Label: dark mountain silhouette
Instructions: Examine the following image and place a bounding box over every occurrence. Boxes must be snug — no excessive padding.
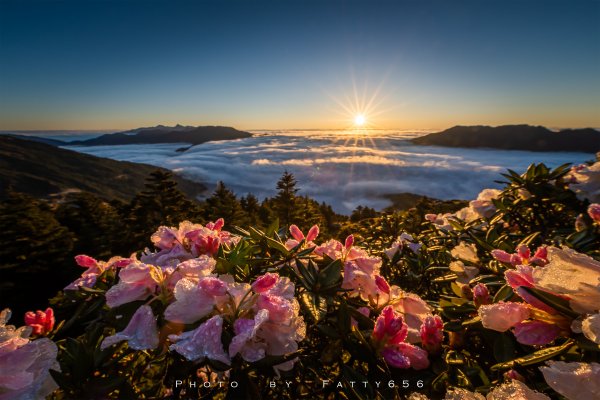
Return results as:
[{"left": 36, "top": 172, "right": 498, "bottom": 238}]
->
[
  {"left": 411, "top": 125, "right": 600, "bottom": 153},
  {"left": 1, "top": 133, "right": 67, "bottom": 146},
  {"left": 67, "top": 125, "right": 252, "bottom": 147},
  {"left": 0, "top": 135, "right": 206, "bottom": 201}
]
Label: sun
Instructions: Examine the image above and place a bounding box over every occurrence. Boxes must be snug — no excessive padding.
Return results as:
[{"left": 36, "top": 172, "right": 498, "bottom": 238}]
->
[{"left": 354, "top": 114, "right": 366, "bottom": 127}]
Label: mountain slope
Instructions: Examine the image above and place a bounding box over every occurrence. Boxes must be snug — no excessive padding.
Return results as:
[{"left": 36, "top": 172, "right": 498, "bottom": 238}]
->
[
  {"left": 68, "top": 125, "right": 252, "bottom": 146},
  {"left": 0, "top": 135, "right": 206, "bottom": 201},
  {"left": 411, "top": 125, "right": 600, "bottom": 153}
]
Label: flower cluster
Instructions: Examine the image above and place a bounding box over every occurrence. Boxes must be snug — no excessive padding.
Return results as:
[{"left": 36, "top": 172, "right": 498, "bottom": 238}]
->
[{"left": 0, "top": 309, "right": 59, "bottom": 400}]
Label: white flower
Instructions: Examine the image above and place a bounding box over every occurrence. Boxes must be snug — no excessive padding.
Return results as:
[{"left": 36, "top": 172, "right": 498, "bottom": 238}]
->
[
  {"left": 569, "top": 161, "right": 600, "bottom": 202},
  {"left": 582, "top": 313, "right": 600, "bottom": 344},
  {"left": 532, "top": 247, "right": 600, "bottom": 314},
  {"left": 540, "top": 361, "right": 600, "bottom": 400}
]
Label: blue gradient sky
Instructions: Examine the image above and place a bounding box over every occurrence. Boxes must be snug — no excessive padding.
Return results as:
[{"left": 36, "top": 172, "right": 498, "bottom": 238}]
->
[{"left": 0, "top": 0, "right": 598, "bottom": 130}]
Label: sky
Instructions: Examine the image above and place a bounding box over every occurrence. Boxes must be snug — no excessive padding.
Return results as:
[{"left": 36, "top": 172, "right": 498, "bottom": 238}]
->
[{"left": 0, "top": 0, "right": 599, "bottom": 130}]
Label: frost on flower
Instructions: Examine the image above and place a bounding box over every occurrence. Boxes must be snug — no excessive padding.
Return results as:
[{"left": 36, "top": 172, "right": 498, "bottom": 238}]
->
[
  {"left": 105, "top": 261, "right": 161, "bottom": 308},
  {"left": 229, "top": 309, "right": 269, "bottom": 362},
  {"left": 568, "top": 161, "right": 600, "bottom": 202},
  {"left": 581, "top": 313, "right": 600, "bottom": 344},
  {"left": 141, "top": 219, "right": 237, "bottom": 267},
  {"left": 478, "top": 302, "right": 530, "bottom": 332},
  {"left": 0, "top": 309, "right": 59, "bottom": 400},
  {"left": 169, "top": 315, "right": 230, "bottom": 365},
  {"left": 532, "top": 247, "right": 600, "bottom": 314},
  {"left": 101, "top": 305, "right": 159, "bottom": 351},
  {"left": 540, "top": 361, "right": 600, "bottom": 400},
  {"left": 164, "top": 277, "right": 228, "bottom": 324},
  {"left": 388, "top": 287, "right": 434, "bottom": 344}
]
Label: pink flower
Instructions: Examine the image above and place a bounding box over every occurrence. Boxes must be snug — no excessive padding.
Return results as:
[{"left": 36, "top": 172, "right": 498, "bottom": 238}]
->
[
  {"left": 198, "top": 277, "right": 228, "bottom": 296},
  {"left": 375, "top": 275, "right": 391, "bottom": 294},
  {"left": 105, "top": 262, "right": 160, "bottom": 308},
  {"left": 23, "top": 308, "right": 54, "bottom": 336},
  {"left": 169, "top": 315, "right": 230, "bottom": 365},
  {"left": 285, "top": 224, "right": 319, "bottom": 250},
  {"left": 513, "top": 320, "right": 560, "bottom": 346},
  {"left": 504, "top": 369, "right": 525, "bottom": 382},
  {"left": 478, "top": 302, "right": 530, "bottom": 332},
  {"left": 74, "top": 254, "right": 98, "bottom": 269},
  {"left": 420, "top": 315, "right": 444, "bottom": 353},
  {"left": 389, "top": 287, "right": 434, "bottom": 343},
  {"left": 492, "top": 245, "right": 548, "bottom": 267},
  {"left": 229, "top": 309, "right": 269, "bottom": 362},
  {"left": 342, "top": 256, "right": 383, "bottom": 301},
  {"left": 381, "top": 347, "right": 410, "bottom": 368},
  {"left": 186, "top": 219, "right": 236, "bottom": 257},
  {"left": 472, "top": 283, "right": 491, "bottom": 307},
  {"left": 588, "top": 203, "right": 600, "bottom": 223},
  {"left": 540, "top": 361, "right": 600, "bottom": 400},
  {"left": 314, "top": 239, "right": 344, "bottom": 260},
  {"left": 384, "top": 233, "right": 422, "bottom": 260},
  {"left": 256, "top": 294, "right": 294, "bottom": 324},
  {"left": 373, "top": 306, "right": 408, "bottom": 345},
  {"left": 164, "top": 277, "right": 229, "bottom": 324},
  {"left": 101, "top": 305, "right": 159, "bottom": 351},
  {"left": 381, "top": 344, "right": 430, "bottom": 370},
  {"left": 0, "top": 309, "right": 59, "bottom": 400},
  {"left": 252, "top": 273, "right": 279, "bottom": 293}
]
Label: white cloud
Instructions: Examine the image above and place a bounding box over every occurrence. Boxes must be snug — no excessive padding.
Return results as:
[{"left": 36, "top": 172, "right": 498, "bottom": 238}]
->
[{"left": 65, "top": 131, "right": 590, "bottom": 214}]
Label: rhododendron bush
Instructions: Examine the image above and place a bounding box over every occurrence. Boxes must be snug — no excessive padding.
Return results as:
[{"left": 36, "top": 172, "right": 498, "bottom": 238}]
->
[{"left": 2, "top": 161, "right": 600, "bottom": 399}]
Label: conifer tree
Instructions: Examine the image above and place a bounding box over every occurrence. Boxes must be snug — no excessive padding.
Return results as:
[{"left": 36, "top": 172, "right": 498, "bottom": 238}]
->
[
  {"left": 240, "top": 193, "right": 261, "bottom": 225},
  {"left": 125, "top": 170, "right": 200, "bottom": 251},
  {"left": 273, "top": 171, "right": 301, "bottom": 227},
  {"left": 0, "top": 189, "right": 74, "bottom": 314},
  {"left": 55, "top": 192, "right": 122, "bottom": 259},
  {"left": 203, "top": 181, "right": 247, "bottom": 227}
]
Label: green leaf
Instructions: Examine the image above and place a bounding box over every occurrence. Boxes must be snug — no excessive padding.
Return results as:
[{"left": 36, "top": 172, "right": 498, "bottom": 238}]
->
[
  {"left": 493, "top": 333, "right": 517, "bottom": 362},
  {"left": 491, "top": 340, "right": 574, "bottom": 370},
  {"left": 519, "top": 286, "right": 579, "bottom": 319},
  {"left": 317, "top": 259, "right": 342, "bottom": 289},
  {"left": 299, "top": 292, "right": 327, "bottom": 322},
  {"left": 493, "top": 284, "right": 515, "bottom": 303}
]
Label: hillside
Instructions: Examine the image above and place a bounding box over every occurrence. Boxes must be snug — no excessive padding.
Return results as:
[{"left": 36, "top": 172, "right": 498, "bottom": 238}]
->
[
  {"left": 411, "top": 125, "right": 600, "bottom": 153},
  {"left": 0, "top": 135, "right": 206, "bottom": 201},
  {"left": 67, "top": 124, "right": 252, "bottom": 147}
]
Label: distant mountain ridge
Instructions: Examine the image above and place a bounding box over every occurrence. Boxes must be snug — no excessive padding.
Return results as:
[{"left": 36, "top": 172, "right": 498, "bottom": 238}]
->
[
  {"left": 67, "top": 125, "right": 252, "bottom": 147},
  {"left": 0, "top": 135, "right": 206, "bottom": 201},
  {"left": 411, "top": 125, "right": 600, "bottom": 153}
]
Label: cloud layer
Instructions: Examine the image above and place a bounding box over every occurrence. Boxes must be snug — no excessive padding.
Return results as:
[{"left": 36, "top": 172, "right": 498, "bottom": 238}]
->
[{"left": 66, "top": 131, "right": 591, "bottom": 213}]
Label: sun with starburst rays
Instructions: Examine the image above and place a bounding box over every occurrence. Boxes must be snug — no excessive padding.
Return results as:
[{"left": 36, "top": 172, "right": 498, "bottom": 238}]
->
[{"left": 324, "top": 77, "right": 394, "bottom": 132}]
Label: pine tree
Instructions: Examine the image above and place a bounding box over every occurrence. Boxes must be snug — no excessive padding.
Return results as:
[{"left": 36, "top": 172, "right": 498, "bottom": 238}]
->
[
  {"left": 273, "top": 171, "right": 301, "bottom": 227},
  {"left": 55, "top": 192, "right": 122, "bottom": 259},
  {"left": 240, "top": 193, "right": 261, "bottom": 225},
  {"left": 0, "top": 189, "right": 74, "bottom": 314},
  {"left": 125, "top": 170, "right": 200, "bottom": 251},
  {"left": 203, "top": 181, "right": 247, "bottom": 227}
]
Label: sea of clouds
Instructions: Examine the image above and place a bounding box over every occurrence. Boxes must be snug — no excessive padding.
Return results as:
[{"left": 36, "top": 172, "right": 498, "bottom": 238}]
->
[{"left": 65, "top": 130, "right": 592, "bottom": 214}]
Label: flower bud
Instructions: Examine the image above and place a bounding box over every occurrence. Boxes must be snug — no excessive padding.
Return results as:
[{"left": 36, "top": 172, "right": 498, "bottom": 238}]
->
[
  {"left": 504, "top": 369, "right": 525, "bottom": 382},
  {"left": 24, "top": 307, "right": 55, "bottom": 336},
  {"left": 588, "top": 204, "right": 600, "bottom": 224},
  {"left": 419, "top": 315, "right": 444, "bottom": 353},
  {"left": 375, "top": 275, "right": 391, "bottom": 294},
  {"left": 251, "top": 273, "right": 279, "bottom": 293},
  {"left": 472, "top": 283, "right": 491, "bottom": 307}
]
